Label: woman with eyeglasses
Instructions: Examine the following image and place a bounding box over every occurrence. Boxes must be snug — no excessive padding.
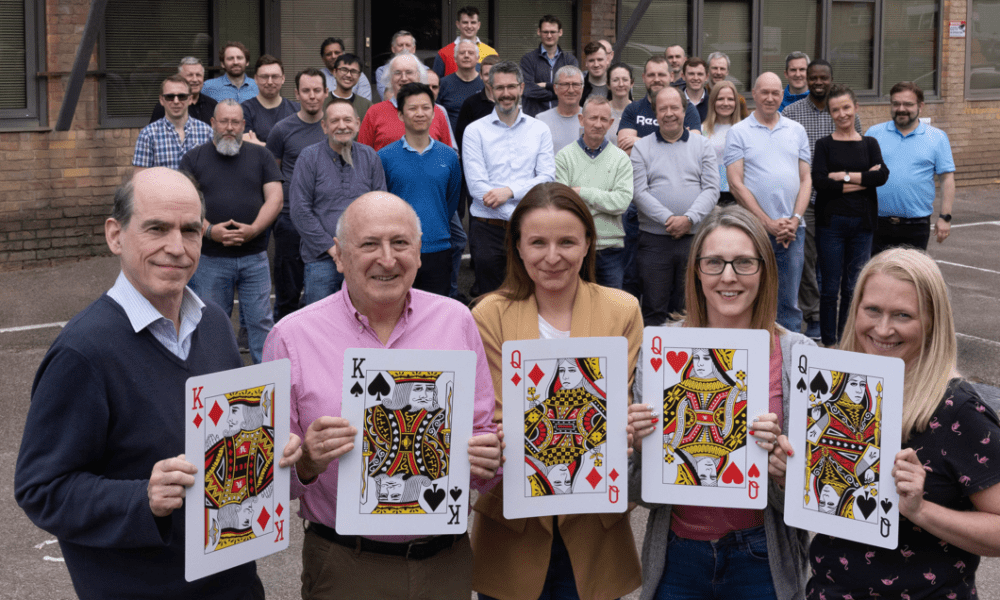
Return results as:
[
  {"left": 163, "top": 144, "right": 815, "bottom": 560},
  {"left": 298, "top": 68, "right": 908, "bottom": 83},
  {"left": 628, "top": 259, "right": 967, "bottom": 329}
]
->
[{"left": 630, "top": 204, "right": 813, "bottom": 600}]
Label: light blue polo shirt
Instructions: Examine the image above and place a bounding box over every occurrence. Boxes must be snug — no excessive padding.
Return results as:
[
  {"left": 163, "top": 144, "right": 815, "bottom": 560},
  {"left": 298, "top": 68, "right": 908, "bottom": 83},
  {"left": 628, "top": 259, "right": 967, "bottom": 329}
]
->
[
  {"left": 865, "top": 120, "right": 955, "bottom": 218},
  {"left": 723, "top": 112, "right": 810, "bottom": 224}
]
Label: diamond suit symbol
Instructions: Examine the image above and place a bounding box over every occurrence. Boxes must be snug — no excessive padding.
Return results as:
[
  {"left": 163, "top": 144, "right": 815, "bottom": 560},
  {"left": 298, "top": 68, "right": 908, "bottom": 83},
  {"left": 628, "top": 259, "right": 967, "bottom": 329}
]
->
[
  {"left": 257, "top": 506, "right": 271, "bottom": 530},
  {"left": 208, "top": 401, "right": 224, "bottom": 426},
  {"left": 609, "top": 469, "right": 619, "bottom": 481},
  {"left": 511, "top": 373, "right": 521, "bottom": 386},
  {"left": 528, "top": 364, "right": 545, "bottom": 386},
  {"left": 193, "top": 414, "right": 203, "bottom": 428},
  {"left": 586, "top": 467, "right": 603, "bottom": 489},
  {"left": 276, "top": 503, "right": 284, "bottom": 517}
]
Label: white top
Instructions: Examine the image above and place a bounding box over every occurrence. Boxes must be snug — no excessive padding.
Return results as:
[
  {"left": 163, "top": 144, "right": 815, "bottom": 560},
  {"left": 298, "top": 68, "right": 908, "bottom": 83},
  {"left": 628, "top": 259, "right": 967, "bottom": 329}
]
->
[{"left": 538, "top": 315, "right": 570, "bottom": 339}]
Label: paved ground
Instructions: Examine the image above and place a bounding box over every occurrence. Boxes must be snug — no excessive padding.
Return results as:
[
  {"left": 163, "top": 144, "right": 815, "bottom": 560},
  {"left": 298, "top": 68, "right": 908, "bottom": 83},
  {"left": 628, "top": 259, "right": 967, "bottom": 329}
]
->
[{"left": 1, "top": 186, "right": 998, "bottom": 599}]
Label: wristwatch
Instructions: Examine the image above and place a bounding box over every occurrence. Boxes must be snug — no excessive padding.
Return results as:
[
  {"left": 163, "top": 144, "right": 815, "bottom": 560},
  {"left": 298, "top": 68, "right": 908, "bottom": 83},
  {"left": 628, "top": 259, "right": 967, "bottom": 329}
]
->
[
  {"left": 843, "top": 174, "right": 851, "bottom": 183},
  {"left": 204, "top": 223, "right": 213, "bottom": 240},
  {"left": 939, "top": 213, "right": 953, "bottom": 222},
  {"left": 793, "top": 213, "right": 805, "bottom": 227}
]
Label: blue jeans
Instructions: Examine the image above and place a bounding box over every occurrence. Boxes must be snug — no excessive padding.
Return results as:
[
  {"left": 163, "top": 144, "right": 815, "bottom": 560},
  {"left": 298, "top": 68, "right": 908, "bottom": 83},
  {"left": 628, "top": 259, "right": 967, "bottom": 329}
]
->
[
  {"left": 189, "top": 251, "right": 274, "bottom": 364},
  {"left": 595, "top": 247, "right": 625, "bottom": 289},
  {"left": 302, "top": 256, "right": 344, "bottom": 307},
  {"left": 770, "top": 231, "right": 805, "bottom": 333},
  {"left": 450, "top": 211, "right": 468, "bottom": 300},
  {"left": 816, "top": 215, "right": 873, "bottom": 346},
  {"left": 621, "top": 203, "right": 641, "bottom": 298},
  {"left": 654, "top": 527, "right": 777, "bottom": 600}
]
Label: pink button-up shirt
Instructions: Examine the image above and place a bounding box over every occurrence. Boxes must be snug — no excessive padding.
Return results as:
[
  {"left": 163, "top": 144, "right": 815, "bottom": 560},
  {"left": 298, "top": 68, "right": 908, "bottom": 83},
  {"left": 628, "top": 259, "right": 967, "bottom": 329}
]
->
[{"left": 263, "top": 284, "right": 498, "bottom": 542}]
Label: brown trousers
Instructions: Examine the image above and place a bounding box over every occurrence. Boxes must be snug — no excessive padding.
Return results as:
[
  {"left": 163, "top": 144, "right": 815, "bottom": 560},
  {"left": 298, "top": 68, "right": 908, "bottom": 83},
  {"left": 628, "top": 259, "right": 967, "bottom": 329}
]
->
[{"left": 300, "top": 528, "right": 473, "bottom": 600}]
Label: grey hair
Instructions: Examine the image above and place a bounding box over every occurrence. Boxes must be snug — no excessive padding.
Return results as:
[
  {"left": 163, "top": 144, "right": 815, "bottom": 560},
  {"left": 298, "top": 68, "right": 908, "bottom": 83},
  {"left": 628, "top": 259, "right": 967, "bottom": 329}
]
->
[
  {"left": 554, "top": 65, "right": 583, "bottom": 84},
  {"left": 785, "top": 51, "right": 811, "bottom": 70},
  {"left": 454, "top": 38, "right": 478, "bottom": 62},
  {"left": 334, "top": 195, "right": 423, "bottom": 241},
  {"left": 487, "top": 60, "right": 524, "bottom": 87},
  {"left": 178, "top": 56, "right": 203, "bottom": 70},
  {"left": 582, "top": 95, "right": 611, "bottom": 111},
  {"left": 391, "top": 30, "right": 415, "bottom": 49},
  {"left": 112, "top": 171, "right": 205, "bottom": 228},
  {"left": 214, "top": 98, "right": 243, "bottom": 117},
  {"left": 380, "top": 53, "right": 428, "bottom": 95},
  {"left": 707, "top": 52, "right": 730, "bottom": 69}
]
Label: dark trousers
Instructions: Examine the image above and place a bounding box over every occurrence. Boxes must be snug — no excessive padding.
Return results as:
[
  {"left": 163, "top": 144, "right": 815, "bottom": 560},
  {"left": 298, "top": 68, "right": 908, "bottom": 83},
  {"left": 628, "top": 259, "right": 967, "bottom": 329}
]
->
[
  {"left": 817, "top": 215, "right": 873, "bottom": 346},
  {"left": 637, "top": 231, "right": 693, "bottom": 325},
  {"left": 469, "top": 217, "right": 507, "bottom": 298},
  {"left": 595, "top": 247, "right": 625, "bottom": 289},
  {"left": 622, "top": 203, "right": 641, "bottom": 298},
  {"left": 272, "top": 212, "right": 304, "bottom": 322},
  {"left": 872, "top": 216, "right": 930, "bottom": 257},
  {"left": 415, "top": 249, "right": 454, "bottom": 297}
]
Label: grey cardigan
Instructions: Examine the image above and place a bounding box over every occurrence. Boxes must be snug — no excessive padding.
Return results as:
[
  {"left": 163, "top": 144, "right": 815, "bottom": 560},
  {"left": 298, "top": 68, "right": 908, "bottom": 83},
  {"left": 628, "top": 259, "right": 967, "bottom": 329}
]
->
[{"left": 628, "top": 326, "right": 815, "bottom": 600}]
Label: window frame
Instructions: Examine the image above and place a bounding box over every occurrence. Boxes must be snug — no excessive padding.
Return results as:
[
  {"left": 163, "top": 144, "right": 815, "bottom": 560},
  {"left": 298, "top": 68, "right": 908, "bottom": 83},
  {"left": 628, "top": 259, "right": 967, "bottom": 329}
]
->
[
  {"left": 0, "top": 0, "right": 47, "bottom": 129},
  {"left": 966, "top": 0, "right": 1000, "bottom": 100},
  {"left": 615, "top": 0, "right": 943, "bottom": 103}
]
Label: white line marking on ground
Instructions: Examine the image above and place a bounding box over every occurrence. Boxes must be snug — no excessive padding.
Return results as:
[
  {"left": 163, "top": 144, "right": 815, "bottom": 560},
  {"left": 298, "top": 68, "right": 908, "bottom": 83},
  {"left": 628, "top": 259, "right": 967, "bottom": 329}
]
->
[
  {"left": 936, "top": 261, "right": 1000, "bottom": 276},
  {"left": 957, "top": 332, "right": 1000, "bottom": 347},
  {"left": 0, "top": 322, "right": 67, "bottom": 333},
  {"left": 950, "top": 221, "right": 1000, "bottom": 228}
]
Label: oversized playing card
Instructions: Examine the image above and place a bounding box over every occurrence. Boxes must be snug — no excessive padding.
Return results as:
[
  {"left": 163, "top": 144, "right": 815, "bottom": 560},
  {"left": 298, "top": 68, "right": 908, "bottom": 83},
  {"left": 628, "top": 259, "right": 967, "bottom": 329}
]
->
[
  {"left": 502, "top": 337, "right": 629, "bottom": 519},
  {"left": 184, "top": 359, "right": 291, "bottom": 582},
  {"left": 336, "top": 348, "right": 476, "bottom": 536},
  {"left": 784, "top": 345, "right": 904, "bottom": 549},
  {"left": 641, "top": 327, "right": 769, "bottom": 509}
]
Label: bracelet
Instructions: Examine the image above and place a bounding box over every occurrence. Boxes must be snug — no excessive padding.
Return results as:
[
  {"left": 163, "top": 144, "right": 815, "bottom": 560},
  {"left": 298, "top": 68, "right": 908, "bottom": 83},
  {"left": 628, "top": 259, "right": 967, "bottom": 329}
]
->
[{"left": 204, "top": 223, "right": 213, "bottom": 240}]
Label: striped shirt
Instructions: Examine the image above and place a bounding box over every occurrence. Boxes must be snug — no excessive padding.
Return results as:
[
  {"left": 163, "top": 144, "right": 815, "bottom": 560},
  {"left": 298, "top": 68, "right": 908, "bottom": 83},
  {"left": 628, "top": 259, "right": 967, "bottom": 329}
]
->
[
  {"left": 106, "top": 272, "right": 205, "bottom": 360},
  {"left": 132, "top": 117, "right": 213, "bottom": 170}
]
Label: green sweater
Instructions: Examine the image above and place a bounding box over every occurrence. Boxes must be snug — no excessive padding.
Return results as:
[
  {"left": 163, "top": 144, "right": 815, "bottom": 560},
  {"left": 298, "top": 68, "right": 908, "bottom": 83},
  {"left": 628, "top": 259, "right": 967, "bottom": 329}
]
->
[{"left": 555, "top": 141, "right": 634, "bottom": 250}]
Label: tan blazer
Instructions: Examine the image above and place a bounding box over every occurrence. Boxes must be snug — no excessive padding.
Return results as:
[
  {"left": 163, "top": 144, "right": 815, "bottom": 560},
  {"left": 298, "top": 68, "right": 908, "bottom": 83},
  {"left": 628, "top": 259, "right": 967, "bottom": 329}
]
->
[{"left": 470, "top": 281, "right": 643, "bottom": 600}]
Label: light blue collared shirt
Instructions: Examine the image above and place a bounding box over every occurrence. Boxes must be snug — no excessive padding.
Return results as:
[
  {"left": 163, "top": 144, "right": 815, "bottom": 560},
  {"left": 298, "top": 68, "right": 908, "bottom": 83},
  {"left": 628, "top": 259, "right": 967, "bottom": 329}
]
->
[
  {"left": 462, "top": 108, "right": 555, "bottom": 220},
  {"left": 865, "top": 120, "right": 955, "bottom": 218},
  {"left": 106, "top": 272, "right": 206, "bottom": 360},
  {"left": 401, "top": 135, "right": 436, "bottom": 155},
  {"left": 200, "top": 74, "right": 260, "bottom": 104}
]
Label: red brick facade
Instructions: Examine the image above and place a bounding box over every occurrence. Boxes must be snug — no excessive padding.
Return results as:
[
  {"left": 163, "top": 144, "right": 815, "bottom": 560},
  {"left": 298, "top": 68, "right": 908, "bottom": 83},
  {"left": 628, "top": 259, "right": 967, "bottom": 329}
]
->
[{"left": 0, "top": 0, "right": 996, "bottom": 270}]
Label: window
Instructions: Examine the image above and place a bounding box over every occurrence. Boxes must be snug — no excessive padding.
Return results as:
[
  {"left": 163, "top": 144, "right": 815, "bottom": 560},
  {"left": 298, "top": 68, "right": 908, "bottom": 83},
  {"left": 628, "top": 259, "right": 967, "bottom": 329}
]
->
[
  {"left": 497, "top": 0, "right": 576, "bottom": 69},
  {"left": 617, "top": 0, "right": 941, "bottom": 100},
  {"left": 100, "top": 0, "right": 266, "bottom": 128},
  {"left": 280, "top": 0, "right": 355, "bottom": 98},
  {"left": 0, "top": 0, "right": 44, "bottom": 127},
  {"left": 968, "top": 0, "right": 1000, "bottom": 97}
]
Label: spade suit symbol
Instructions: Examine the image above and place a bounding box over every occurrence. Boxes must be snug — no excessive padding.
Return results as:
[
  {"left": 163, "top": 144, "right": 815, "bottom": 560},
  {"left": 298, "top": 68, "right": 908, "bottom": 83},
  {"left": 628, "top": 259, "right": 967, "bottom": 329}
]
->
[
  {"left": 810, "top": 372, "right": 829, "bottom": 397},
  {"left": 424, "top": 484, "right": 446, "bottom": 511},
  {"left": 857, "top": 494, "right": 877, "bottom": 519},
  {"left": 350, "top": 381, "right": 364, "bottom": 397},
  {"left": 450, "top": 487, "right": 463, "bottom": 501},
  {"left": 796, "top": 378, "right": 807, "bottom": 392},
  {"left": 368, "top": 372, "right": 391, "bottom": 401}
]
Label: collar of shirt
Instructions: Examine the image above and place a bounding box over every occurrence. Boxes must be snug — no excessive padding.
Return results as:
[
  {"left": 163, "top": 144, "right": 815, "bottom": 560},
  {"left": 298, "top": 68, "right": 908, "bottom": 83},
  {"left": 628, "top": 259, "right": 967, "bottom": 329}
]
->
[
  {"left": 322, "top": 141, "right": 353, "bottom": 166},
  {"left": 889, "top": 120, "right": 927, "bottom": 138},
  {"left": 655, "top": 128, "right": 690, "bottom": 143},
  {"left": 401, "top": 136, "right": 436, "bottom": 155},
  {"left": 454, "top": 36, "right": 482, "bottom": 45},
  {"left": 748, "top": 111, "right": 788, "bottom": 131},
  {"left": 489, "top": 108, "right": 526, "bottom": 128},
  {"left": 106, "top": 271, "right": 205, "bottom": 359},
  {"left": 577, "top": 136, "right": 608, "bottom": 158},
  {"left": 338, "top": 281, "right": 415, "bottom": 343},
  {"left": 539, "top": 44, "right": 562, "bottom": 64}
]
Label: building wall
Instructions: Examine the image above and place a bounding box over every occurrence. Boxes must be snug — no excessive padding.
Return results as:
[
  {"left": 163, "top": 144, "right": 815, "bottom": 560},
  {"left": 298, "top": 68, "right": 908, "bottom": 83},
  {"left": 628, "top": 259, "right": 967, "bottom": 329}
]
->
[{"left": 0, "top": 0, "right": 997, "bottom": 271}]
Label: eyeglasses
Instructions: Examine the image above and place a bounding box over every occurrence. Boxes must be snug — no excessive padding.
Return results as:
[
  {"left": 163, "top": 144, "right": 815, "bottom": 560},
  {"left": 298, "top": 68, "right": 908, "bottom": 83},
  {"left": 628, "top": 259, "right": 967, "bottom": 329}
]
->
[
  {"left": 492, "top": 84, "right": 520, "bottom": 93},
  {"left": 556, "top": 82, "right": 583, "bottom": 90},
  {"left": 256, "top": 74, "right": 284, "bottom": 82},
  {"left": 337, "top": 67, "right": 362, "bottom": 77},
  {"left": 696, "top": 256, "right": 762, "bottom": 276},
  {"left": 161, "top": 93, "right": 190, "bottom": 102}
]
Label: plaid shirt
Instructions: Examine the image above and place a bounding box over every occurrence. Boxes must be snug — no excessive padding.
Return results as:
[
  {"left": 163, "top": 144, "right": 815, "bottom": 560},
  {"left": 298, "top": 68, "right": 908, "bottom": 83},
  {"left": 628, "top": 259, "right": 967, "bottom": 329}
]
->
[
  {"left": 132, "top": 117, "right": 213, "bottom": 170},
  {"left": 781, "top": 97, "right": 862, "bottom": 202}
]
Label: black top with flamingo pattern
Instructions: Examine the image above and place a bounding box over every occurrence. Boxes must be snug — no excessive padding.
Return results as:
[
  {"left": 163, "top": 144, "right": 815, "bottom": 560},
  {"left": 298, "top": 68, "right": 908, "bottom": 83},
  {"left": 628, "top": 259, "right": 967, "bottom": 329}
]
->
[{"left": 807, "top": 379, "right": 1000, "bottom": 600}]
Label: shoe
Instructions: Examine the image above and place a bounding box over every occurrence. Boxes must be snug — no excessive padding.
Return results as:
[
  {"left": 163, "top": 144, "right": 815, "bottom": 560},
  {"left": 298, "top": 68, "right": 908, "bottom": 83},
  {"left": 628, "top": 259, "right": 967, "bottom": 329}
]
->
[
  {"left": 237, "top": 326, "right": 249, "bottom": 351},
  {"left": 804, "top": 320, "right": 821, "bottom": 342}
]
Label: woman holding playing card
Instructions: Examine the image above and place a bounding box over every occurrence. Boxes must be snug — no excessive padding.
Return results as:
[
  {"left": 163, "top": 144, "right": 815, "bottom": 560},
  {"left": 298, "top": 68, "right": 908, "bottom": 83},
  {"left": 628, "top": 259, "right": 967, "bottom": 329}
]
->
[
  {"left": 787, "top": 248, "right": 1000, "bottom": 600},
  {"left": 630, "top": 204, "right": 815, "bottom": 600},
  {"left": 470, "top": 182, "right": 643, "bottom": 600}
]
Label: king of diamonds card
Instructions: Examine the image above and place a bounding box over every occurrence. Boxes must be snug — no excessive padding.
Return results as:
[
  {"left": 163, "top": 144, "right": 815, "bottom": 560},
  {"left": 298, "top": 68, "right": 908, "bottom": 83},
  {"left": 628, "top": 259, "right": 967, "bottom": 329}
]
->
[{"left": 185, "top": 359, "right": 291, "bottom": 582}]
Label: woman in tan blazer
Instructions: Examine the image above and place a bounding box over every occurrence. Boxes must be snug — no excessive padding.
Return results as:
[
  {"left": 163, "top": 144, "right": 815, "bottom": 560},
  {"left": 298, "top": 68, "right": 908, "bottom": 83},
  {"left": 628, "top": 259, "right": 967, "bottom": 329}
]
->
[{"left": 470, "top": 182, "right": 643, "bottom": 600}]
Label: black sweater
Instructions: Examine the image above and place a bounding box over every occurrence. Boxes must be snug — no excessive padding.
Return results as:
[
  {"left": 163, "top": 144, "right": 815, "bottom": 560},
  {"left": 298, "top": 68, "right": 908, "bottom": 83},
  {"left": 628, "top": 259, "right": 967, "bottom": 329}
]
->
[{"left": 812, "top": 135, "right": 890, "bottom": 230}]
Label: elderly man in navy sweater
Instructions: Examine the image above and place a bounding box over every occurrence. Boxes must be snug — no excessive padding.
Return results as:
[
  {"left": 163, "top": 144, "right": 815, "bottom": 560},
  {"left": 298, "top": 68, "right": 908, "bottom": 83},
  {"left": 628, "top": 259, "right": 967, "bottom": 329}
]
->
[{"left": 14, "top": 168, "right": 302, "bottom": 600}]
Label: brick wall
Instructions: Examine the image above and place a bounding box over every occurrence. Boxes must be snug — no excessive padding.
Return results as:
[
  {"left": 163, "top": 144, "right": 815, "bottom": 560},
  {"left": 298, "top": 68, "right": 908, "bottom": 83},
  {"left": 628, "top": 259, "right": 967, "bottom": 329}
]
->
[
  {"left": 581, "top": 0, "right": 617, "bottom": 47},
  {"left": 0, "top": 0, "right": 137, "bottom": 271}
]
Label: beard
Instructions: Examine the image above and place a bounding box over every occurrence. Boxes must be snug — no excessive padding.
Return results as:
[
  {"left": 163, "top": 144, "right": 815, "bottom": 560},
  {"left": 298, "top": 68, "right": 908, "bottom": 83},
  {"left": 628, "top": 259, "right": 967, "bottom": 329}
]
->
[
  {"left": 892, "top": 110, "right": 918, "bottom": 129},
  {"left": 214, "top": 133, "right": 242, "bottom": 156},
  {"left": 331, "top": 137, "right": 353, "bottom": 166},
  {"left": 496, "top": 97, "right": 518, "bottom": 116}
]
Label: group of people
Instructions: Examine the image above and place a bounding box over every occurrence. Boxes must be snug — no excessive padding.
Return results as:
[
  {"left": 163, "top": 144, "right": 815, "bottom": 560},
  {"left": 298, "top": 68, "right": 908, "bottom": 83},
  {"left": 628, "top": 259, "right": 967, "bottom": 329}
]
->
[{"left": 13, "top": 12, "right": 986, "bottom": 600}]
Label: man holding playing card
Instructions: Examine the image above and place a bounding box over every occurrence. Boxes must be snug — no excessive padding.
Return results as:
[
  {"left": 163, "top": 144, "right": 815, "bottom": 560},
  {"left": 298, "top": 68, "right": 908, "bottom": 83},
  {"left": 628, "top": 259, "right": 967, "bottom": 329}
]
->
[
  {"left": 14, "top": 168, "right": 302, "bottom": 599},
  {"left": 262, "top": 191, "right": 502, "bottom": 600}
]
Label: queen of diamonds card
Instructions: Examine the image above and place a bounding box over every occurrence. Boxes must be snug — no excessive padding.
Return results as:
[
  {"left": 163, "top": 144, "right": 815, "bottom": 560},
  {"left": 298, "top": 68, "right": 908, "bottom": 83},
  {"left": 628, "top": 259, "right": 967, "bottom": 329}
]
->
[{"left": 641, "top": 328, "right": 769, "bottom": 509}]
